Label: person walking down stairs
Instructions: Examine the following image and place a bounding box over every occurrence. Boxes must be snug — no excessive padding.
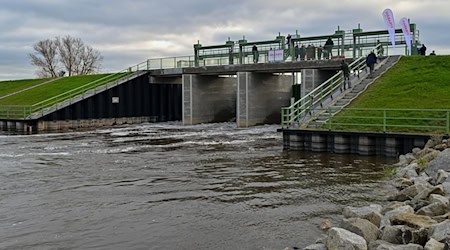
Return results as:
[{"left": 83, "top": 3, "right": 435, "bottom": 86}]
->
[
  {"left": 340, "top": 60, "right": 350, "bottom": 89},
  {"left": 366, "top": 51, "right": 377, "bottom": 78}
]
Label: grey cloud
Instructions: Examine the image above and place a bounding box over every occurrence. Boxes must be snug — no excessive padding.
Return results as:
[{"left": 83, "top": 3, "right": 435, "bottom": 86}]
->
[{"left": 0, "top": 0, "right": 449, "bottom": 80}]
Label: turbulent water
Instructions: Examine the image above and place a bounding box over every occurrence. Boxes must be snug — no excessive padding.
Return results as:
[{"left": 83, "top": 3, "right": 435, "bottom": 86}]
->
[{"left": 0, "top": 122, "right": 396, "bottom": 249}]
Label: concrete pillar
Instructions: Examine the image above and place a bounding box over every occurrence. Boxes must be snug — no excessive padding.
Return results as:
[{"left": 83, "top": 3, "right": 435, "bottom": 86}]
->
[
  {"left": 334, "top": 135, "right": 350, "bottom": 154},
  {"left": 301, "top": 69, "right": 336, "bottom": 98},
  {"left": 236, "top": 72, "right": 292, "bottom": 127},
  {"left": 311, "top": 134, "right": 327, "bottom": 152},
  {"left": 15, "top": 122, "right": 25, "bottom": 132},
  {"left": 182, "top": 74, "right": 236, "bottom": 125},
  {"left": 358, "top": 136, "right": 376, "bottom": 156},
  {"left": 385, "top": 137, "right": 399, "bottom": 158},
  {"left": 288, "top": 134, "right": 304, "bottom": 150},
  {"left": 0, "top": 120, "right": 5, "bottom": 130},
  {"left": 6, "top": 121, "right": 16, "bottom": 131}
]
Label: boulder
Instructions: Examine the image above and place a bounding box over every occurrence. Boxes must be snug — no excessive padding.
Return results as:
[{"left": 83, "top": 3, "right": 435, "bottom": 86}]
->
[
  {"left": 396, "top": 163, "right": 419, "bottom": 179},
  {"left": 408, "top": 227, "right": 429, "bottom": 246},
  {"left": 380, "top": 225, "right": 403, "bottom": 244},
  {"left": 429, "top": 194, "right": 450, "bottom": 207},
  {"left": 326, "top": 227, "right": 367, "bottom": 250},
  {"left": 426, "top": 149, "right": 450, "bottom": 177},
  {"left": 424, "top": 238, "right": 445, "bottom": 250},
  {"left": 412, "top": 173, "right": 433, "bottom": 186},
  {"left": 423, "top": 150, "right": 440, "bottom": 163},
  {"left": 391, "top": 213, "right": 437, "bottom": 229},
  {"left": 343, "top": 205, "right": 383, "bottom": 227},
  {"left": 376, "top": 243, "right": 423, "bottom": 250},
  {"left": 304, "top": 243, "right": 327, "bottom": 250},
  {"left": 341, "top": 218, "right": 380, "bottom": 243},
  {"left": 425, "top": 139, "right": 438, "bottom": 149},
  {"left": 388, "top": 184, "right": 432, "bottom": 202},
  {"left": 416, "top": 148, "right": 437, "bottom": 158},
  {"left": 381, "top": 206, "right": 415, "bottom": 228},
  {"left": 395, "top": 154, "right": 415, "bottom": 168},
  {"left": 434, "top": 143, "right": 448, "bottom": 151},
  {"left": 411, "top": 185, "right": 446, "bottom": 204},
  {"left": 412, "top": 148, "right": 421, "bottom": 155},
  {"left": 417, "top": 202, "right": 447, "bottom": 217},
  {"left": 435, "top": 170, "right": 449, "bottom": 185},
  {"left": 406, "top": 198, "right": 429, "bottom": 212},
  {"left": 432, "top": 212, "right": 450, "bottom": 223},
  {"left": 429, "top": 220, "right": 450, "bottom": 242}
]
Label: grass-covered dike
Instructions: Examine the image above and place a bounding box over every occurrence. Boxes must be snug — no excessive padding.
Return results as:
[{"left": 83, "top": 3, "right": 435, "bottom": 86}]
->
[{"left": 329, "top": 55, "right": 450, "bottom": 134}]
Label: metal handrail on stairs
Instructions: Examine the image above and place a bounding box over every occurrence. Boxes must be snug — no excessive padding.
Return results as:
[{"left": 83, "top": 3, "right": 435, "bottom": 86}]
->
[{"left": 280, "top": 44, "right": 383, "bottom": 129}]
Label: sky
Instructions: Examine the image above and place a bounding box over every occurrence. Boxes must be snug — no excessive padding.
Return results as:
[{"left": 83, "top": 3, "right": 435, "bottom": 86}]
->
[{"left": 0, "top": 0, "right": 449, "bottom": 80}]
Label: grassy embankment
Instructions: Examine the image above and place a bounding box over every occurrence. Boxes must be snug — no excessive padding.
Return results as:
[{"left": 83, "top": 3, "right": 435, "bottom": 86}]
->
[
  {"left": 0, "top": 78, "right": 51, "bottom": 97},
  {"left": 0, "top": 73, "right": 129, "bottom": 106},
  {"left": 328, "top": 55, "right": 450, "bottom": 134}
]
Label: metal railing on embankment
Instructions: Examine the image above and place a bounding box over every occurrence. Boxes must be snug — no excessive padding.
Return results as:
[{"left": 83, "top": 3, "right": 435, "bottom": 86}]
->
[
  {"left": 0, "top": 72, "right": 134, "bottom": 119},
  {"left": 321, "top": 108, "right": 450, "bottom": 135},
  {"left": 280, "top": 44, "right": 382, "bottom": 129}
]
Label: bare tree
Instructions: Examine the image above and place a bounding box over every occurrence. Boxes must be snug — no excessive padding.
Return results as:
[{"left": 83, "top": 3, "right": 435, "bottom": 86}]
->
[
  {"left": 77, "top": 45, "right": 103, "bottom": 75},
  {"left": 29, "top": 35, "right": 103, "bottom": 78},
  {"left": 57, "top": 35, "right": 83, "bottom": 76},
  {"left": 29, "top": 39, "right": 59, "bottom": 77}
]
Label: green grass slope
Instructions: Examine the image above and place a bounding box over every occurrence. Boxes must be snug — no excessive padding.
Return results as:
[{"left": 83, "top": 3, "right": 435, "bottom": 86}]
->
[
  {"left": 329, "top": 55, "right": 450, "bottom": 134},
  {"left": 348, "top": 55, "right": 450, "bottom": 109},
  {"left": 0, "top": 73, "right": 129, "bottom": 106},
  {"left": 0, "top": 78, "right": 51, "bottom": 97}
]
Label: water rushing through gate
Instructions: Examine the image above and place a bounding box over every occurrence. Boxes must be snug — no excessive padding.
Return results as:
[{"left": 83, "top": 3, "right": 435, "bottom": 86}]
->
[{"left": 0, "top": 122, "right": 395, "bottom": 249}]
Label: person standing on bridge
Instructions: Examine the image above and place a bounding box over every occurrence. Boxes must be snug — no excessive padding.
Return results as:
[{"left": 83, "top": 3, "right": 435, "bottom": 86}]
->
[
  {"left": 286, "top": 34, "right": 292, "bottom": 48},
  {"left": 341, "top": 60, "right": 350, "bottom": 89},
  {"left": 299, "top": 44, "right": 306, "bottom": 61},
  {"left": 252, "top": 45, "right": 259, "bottom": 63},
  {"left": 317, "top": 46, "right": 323, "bottom": 60},
  {"left": 324, "top": 37, "right": 334, "bottom": 59}
]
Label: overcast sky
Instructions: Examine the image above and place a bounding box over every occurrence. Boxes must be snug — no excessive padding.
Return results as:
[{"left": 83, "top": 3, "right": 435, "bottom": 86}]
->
[{"left": 0, "top": 0, "right": 448, "bottom": 80}]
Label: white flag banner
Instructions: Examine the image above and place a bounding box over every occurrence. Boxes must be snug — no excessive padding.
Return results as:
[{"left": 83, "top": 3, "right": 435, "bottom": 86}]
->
[
  {"left": 382, "top": 8, "right": 396, "bottom": 48},
  {"left": 400, "top": 17, "right": 412, "bottom": 55}
]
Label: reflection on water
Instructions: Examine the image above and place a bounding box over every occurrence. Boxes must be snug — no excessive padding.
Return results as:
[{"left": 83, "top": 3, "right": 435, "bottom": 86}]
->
[{"left": 0, "top": 122, "right": 395, "bottom": 249}]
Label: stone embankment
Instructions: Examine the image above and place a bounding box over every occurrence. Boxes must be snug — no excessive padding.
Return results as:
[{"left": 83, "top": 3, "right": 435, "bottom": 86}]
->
[{"left": 299, "top": 137, "right": 450, "bottom": 250}]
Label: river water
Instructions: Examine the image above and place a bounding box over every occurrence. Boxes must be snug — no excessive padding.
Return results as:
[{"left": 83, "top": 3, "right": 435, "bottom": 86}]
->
[{"left": 0, "top": 122, "right": 396, "bottom": 249}]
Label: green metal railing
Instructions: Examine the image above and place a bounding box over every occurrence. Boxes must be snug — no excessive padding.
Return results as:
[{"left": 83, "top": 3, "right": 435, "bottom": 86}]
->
[
  {"left": 0, "top": 72, "right": 133, "bottom": 119},
  {"left": 323, "top": 108, "right": 450, "bottom": 134},
  {"left": 281, "top": 44, "right": 382, "bottom": 128},
  {"left": 0, "top": 55, "right": 199, "bottom": 119}
]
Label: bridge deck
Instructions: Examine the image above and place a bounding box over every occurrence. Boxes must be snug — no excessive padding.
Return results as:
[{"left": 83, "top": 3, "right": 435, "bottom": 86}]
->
[{"left": 149, "top": 58, "right": 350, "bottom": 76}]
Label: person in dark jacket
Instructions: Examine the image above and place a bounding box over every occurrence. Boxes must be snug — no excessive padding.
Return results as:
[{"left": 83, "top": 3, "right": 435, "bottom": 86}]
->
[
  {"left": 252, "top": 45, "right": 259, "bottom": 63},
  {"left": 286, "top": 34, "right": 292, "bottom": 48},
  {"left": 341, "top": 60, "right": 350, "bottom": 89},
  {"left": 317, "top": 46, "right": 323, "bottom": 60},
  {"left": 324, "top": 37, "right": 334, "bottom": 59},
  {"left": 299, "top": 45, "right": 306, "bottom": 61},
  {"left": 419, "top": 44, "right": 427, "bottom": 55},
  {"left": 366, "top": 51, "right": 377, "bottom": 78}
]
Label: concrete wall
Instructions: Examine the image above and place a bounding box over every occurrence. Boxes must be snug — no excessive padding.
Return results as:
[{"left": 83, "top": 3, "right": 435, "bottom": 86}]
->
[
  {"left": 237, "top": 72, "right": 292, "bottom": 127},
  {"left": 149, "top": 76, "right": 182, "bottom": 85},
  {"left": 182, "top": 74, "right": 236, "bottom": 125},
  {"left": 283, "top": 130, "right": 429, "bottom": 158},
  {"left": 301, "top": 69, "right": 336, "bottom": 97}
]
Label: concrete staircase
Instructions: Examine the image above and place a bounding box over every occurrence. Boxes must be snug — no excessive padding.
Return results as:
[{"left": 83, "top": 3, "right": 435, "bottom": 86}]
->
[{"left": 304, "top": 55, "right": 402, "bottom": 129}]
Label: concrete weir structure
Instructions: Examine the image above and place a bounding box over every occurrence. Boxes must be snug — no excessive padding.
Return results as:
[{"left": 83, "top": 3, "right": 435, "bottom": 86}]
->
[
  {"left": 182, "top": 74, "right": 237, "bottom": 125},
  {"left": 237, "top": 72, "right": 292, "bottom": 127},
  {"left": 0, "top": 58, "right": 343, "bottom": 133}
]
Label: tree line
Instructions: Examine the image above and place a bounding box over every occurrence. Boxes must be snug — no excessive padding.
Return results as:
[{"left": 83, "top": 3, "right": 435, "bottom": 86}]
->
[{"left": 29, "top": 35, "right": 103, "bottom": 78}]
